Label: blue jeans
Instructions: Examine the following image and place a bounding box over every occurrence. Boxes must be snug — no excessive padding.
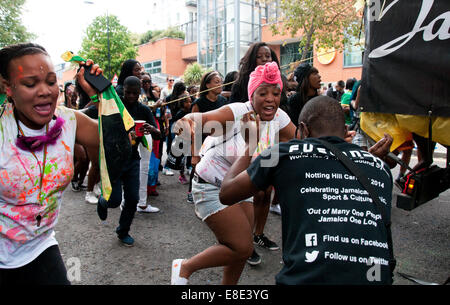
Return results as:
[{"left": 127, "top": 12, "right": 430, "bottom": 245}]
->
[{"left": 98, "top": 158, "right": 140, "bottom": 239}]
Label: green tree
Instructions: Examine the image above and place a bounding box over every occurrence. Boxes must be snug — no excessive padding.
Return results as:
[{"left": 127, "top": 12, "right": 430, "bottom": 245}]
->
[
  {"left": 267, "top": 0, "right": 361, "bottom": 61},
  {"left": 0, "top": 0, "right": 36, "bottom": 47},
  {"left": 80, "top": 14, "right": 137, "bottom": 79},
  {"left": 139, "top": 29, "right": 163, "bottom": 45},
  {"left": 183, "top": 62, "right": 210, "bottom": 86},
  {"left": 140, "top": 27, "right": 185, "bottom": 45}
]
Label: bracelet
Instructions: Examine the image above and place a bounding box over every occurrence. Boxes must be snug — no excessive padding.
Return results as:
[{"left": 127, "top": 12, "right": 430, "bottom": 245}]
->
[{"left": 90, "top": 94, "right": 99, "bottom": 103}]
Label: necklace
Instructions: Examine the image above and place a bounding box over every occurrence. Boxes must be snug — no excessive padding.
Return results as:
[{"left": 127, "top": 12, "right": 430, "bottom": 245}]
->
[{"left": 13, "top": 111, "right": 65, "bottom": 221}]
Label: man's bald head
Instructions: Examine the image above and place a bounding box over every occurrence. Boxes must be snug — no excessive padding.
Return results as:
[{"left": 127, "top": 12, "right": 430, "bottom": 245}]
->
[{"left": 298, "top": 96, "right": 346, "bottom": 138}]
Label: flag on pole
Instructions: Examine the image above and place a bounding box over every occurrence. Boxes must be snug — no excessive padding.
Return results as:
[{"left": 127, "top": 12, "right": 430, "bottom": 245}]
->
[{"left": 61, "top": 51, "right": 135, "bottom": 200}]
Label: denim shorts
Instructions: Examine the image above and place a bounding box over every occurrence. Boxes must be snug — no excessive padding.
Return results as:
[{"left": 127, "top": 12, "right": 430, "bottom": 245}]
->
[{"left": 192, "top": 179, "right": 228, "bottom": 221}]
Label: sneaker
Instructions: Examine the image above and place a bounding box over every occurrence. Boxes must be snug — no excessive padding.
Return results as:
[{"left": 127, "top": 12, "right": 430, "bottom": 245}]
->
[
  {"left": 171, "top": 259, "right": 188, "bottom": 285},
  {"left": 178, "top": 175, "right": 188, "bottom": 185},
  {"left": 254, "top": 234, "right": 279, "bottom": 251},
  {"left": 187, "top": 192, "right": 194, "bottom": 204},
  {"left": 247, "top": 250, "right": 261, "bottom": 266},
  {"left": 137, "top": 205, "right": 160, "bottom": 213},
  {"left": 94, "top": 183, "right": 102, "bottom": 197},
  {"left": 85, "top": 191, "right": 98, "bottom": 205},
  {"left": 71, "top": 181, "right": 81, "bottom": 192},
  {"left": 163, "top": 168, "right": 174, "bottom": 176},
  {"left": 118, "top": 235, "right": 134, "bottom": 247},
  {"left": 269, "top": 204, "right": 281, "bottom": 215},
  {"left": 97, "top": 200, "right": 107, "bottom": 221}
]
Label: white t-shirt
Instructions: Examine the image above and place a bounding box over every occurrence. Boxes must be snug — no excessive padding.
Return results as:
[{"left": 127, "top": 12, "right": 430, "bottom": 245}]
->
[
  {"left": 195, "top": 101, "right": 290, "bottom": 186},
  {"left": 0, "top": 104, "right": 76, "bottom": 268}
]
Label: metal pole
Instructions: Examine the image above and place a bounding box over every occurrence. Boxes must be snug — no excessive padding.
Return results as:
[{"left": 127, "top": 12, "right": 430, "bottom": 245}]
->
[
  {"left": 107, "top": 10, "right": 111, "bottom": 80},
  {"left": 234, "top": 0, "right": 240, "bottom": 72}
]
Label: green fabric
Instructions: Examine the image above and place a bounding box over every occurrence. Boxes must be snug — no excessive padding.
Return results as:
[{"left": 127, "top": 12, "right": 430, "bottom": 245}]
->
[
  {"left": 341, "top": 91, "right": 352, "bottom": 125},
  {"left": 0, "top": 94, "right": 6, "bottom": 106}
]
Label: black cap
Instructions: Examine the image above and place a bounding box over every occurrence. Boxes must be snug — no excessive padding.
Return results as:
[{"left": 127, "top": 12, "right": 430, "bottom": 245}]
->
[{"left": 294, "top": 63, "right": 312, "bottom": 85}]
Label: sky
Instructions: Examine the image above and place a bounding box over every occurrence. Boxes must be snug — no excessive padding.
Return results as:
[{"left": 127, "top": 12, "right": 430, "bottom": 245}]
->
[{"left": 21, "top": 0, "right": 188, "bottom": 66}]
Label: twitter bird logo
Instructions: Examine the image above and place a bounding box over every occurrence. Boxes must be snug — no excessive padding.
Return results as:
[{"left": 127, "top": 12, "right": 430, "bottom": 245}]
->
[{"left": 305, "top": 251, "right": 319, "bottom": 263}]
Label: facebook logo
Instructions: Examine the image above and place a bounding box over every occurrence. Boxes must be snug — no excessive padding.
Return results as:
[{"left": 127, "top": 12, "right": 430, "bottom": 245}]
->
[{"left": 305, "top": 233, "right": 318, "bottom": 247}]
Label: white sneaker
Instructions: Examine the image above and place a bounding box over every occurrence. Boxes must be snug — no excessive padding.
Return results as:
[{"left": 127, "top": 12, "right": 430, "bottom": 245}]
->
[
  {"left": 137, "top": 205, "right": 160, "bottom": 213},
  {"left": 270, "top": 204, "right": 281, "bottom": 215},
  {"left": 171, "top": 259, "right": 188, "bottom": 285},
  {"left": 85, "top": 192, "right": 98, "bottom": 205},
  {"left": 94, "top": 183, "right": 102, "bottom": 197},
  {"left": 162, "top": 168, "right": 174, "bottom": 176}
]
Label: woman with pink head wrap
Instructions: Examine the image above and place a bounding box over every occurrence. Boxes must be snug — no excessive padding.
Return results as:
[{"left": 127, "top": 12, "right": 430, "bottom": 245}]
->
[{"left": 170, "top": 62, "right": 296, "bottom": 285}]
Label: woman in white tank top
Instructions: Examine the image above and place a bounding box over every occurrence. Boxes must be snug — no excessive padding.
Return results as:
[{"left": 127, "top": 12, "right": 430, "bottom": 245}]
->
[
  {"left": 0, "top": 43, "right": 101, "bottom": 284},
  {"left": 170, "top": 62, "right": 296, "bottom": 285}
]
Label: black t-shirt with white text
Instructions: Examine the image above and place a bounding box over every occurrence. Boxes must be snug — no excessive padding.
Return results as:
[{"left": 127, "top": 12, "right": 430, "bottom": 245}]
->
[{"left": 247, "top": 136, "right": 393, "bottom": 285}]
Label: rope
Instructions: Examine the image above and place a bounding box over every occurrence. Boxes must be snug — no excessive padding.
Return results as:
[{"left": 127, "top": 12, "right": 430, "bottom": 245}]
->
[{"left": 161, "top": 45, "right": 352, "bottom": 107}]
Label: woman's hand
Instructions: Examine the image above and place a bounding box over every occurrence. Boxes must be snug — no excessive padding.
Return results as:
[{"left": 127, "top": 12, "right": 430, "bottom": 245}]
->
[
  {"left": 174, "top": 116, "right": 195, "bottom": 140},
  {"left": 240, "top": 111, "right": 260, "bottom": 154},
  {"left": 75, "top": 59, "right": 103, "bottom": 98}
]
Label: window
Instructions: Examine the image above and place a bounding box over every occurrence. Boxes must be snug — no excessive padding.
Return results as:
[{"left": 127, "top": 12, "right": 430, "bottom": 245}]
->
[
  {"left": 143, "top": 60, "right": 162, "bottom": 74},
  {"left": 343, "top": 32, "right": 363, "bottom": 67},
  {"left": 280, "top": 43, "right": 313, "bottom": 75}
]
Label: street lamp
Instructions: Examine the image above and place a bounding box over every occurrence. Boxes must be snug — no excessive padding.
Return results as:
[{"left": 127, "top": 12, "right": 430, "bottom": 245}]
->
[{"left": 83, "top": 1, "right": 111, "bottom": 80}]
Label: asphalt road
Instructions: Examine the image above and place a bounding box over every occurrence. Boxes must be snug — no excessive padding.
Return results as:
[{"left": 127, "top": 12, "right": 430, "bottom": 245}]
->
[{"left": 55, "top": 156, "right": 449, "bottom": 285}]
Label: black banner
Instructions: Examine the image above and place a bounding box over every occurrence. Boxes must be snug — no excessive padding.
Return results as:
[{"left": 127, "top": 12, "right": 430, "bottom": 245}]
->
[{"left": 360, "top": 0, "right": 450, "bottom": 117}]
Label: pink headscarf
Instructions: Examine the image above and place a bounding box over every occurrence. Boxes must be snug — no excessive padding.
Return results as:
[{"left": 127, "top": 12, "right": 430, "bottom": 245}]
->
[{"left": 247, "top": 61, "right": 283, "bottom": 102}]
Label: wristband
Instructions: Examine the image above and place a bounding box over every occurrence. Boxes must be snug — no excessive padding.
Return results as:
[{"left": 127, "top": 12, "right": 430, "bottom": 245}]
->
[{"left": 90, "top": 94, "right": 99, "bottom": 103}]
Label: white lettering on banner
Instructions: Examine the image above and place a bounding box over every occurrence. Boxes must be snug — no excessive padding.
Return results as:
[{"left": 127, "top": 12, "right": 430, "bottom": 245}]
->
[
  {"left": 369, "top": 0, "right": 450, "bottom": 58},
  {"left": 368, "top": 0, "right": 400, "bottom": 22}
]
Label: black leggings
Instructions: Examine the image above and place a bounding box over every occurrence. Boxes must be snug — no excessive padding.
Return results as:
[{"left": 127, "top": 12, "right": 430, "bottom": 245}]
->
[{"left": 0, "top": 245, "right": 70, "bottom": 285}]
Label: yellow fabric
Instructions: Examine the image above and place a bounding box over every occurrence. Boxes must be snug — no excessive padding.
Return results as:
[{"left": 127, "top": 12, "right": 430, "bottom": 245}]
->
[
  {"left": 360, "top": 112, "right": 412, "bottom": 151},
  {"left": 396, "top": 114, "right": 450, "bottom": 146},
  {"left": 361, "top": 112, "right": 450, "bottom": 150}
]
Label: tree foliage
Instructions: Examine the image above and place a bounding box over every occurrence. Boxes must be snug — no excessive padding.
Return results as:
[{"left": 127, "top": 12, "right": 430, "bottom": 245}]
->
[
  {"left": 80, "top": 14, "right": 137, "bottom": 79},
  {"left": 0, "top": 0, "right": 36, "bottom": 47},
  {"left": 183, "top": 62, "right": 210, "bottom": 86},
  {"left": 266, "top": 0, "right": 362, "bottom": 61},
  {"left": 140, "top": 27, "right": 185, "bottom": 45}
]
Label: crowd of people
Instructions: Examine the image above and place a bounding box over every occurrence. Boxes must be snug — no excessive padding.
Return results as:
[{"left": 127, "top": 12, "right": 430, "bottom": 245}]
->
[{"left": 1, "top": 40, "right": 411, "bottom": 286}]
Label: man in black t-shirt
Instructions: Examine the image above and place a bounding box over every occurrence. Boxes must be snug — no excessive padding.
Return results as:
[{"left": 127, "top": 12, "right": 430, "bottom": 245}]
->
[{"left": 220, "top": 96, "right": 394, "bottom": 285}]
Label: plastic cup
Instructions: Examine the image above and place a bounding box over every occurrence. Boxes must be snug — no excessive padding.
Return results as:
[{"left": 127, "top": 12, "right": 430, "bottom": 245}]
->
[{"left": 134, "top": 120, "right": 146, "bottom": 137}]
